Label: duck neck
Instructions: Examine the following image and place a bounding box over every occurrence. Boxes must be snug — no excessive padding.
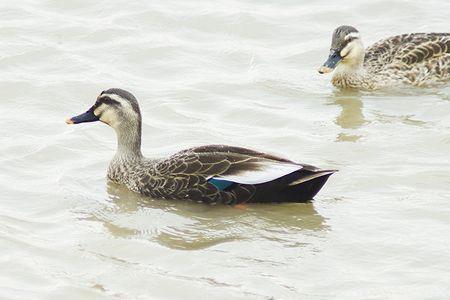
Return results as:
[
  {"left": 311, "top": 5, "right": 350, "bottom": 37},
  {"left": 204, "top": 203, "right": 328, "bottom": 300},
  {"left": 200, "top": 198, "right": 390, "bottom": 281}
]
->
[
  {"left": 332, "top": 60, "right": 368, "bottom": 88},
  {"left": 332, "top": 42, "right": 368, "bottom": 88},
  {"left": 114, "top": 120, "right": 143, "bottom": 160},
  {"left": 335, "top": 57, "right": 364, "bottom": 75}
]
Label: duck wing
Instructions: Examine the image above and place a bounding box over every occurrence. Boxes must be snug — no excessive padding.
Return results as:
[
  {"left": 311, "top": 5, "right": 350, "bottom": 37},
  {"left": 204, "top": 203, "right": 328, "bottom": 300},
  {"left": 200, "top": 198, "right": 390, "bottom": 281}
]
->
[
  {"left": 148, "top": 145, "right": 334, "bottom": 204},
  {"left": 365, "top": 33, "right": 450, "bottom": 73},
  {"left": 172, "top": 144, "right": 307, "bottom": 183}
]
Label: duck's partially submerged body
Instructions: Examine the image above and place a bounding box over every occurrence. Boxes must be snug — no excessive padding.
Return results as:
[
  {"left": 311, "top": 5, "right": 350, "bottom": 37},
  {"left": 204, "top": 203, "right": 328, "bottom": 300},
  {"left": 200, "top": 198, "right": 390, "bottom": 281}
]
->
[
  {"left": 67, "top": 89, "right": 335, "bottom": 204},
  {"left": 319, "top": 26, "right": 450, "bottom": 90},
  {"left": 108, "top": 144, "right": 334, "bottom": 204}
]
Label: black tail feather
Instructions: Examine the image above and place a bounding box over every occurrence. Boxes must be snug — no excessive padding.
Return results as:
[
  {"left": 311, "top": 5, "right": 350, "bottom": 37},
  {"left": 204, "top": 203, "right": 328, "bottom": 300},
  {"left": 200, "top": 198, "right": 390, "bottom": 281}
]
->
[{"left": 246, "top": 170, "right": 334, "bottom": 203}]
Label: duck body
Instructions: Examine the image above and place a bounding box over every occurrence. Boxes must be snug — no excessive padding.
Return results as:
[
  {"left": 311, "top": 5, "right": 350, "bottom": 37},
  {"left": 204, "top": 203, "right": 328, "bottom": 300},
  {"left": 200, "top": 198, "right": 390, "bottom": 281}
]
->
[
  {"left": 108, "top": 144, "right": 334, "bottom": 204},
  {"left": 319, "top": 26, "right": 450, "bottom": 90},
  {"left": 67, "top": 89, "right": 335, "bottom": 205}
]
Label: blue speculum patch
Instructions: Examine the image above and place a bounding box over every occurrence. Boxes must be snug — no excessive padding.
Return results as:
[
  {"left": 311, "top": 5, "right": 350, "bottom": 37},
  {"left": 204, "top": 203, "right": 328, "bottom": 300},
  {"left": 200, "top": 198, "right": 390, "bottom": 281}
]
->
[{"left": 208, "top": 178, "right": 234, "bottom": 190}]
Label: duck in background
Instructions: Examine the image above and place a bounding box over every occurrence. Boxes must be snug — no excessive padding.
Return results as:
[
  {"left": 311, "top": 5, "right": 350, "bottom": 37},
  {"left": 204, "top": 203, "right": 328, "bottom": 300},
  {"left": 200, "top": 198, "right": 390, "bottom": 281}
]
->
[
  {"left": 66, "top": 88, "right": 335, "bottom": 205},
  {"left": 318, "top": 25, "right": 450, "bottom": 90}
]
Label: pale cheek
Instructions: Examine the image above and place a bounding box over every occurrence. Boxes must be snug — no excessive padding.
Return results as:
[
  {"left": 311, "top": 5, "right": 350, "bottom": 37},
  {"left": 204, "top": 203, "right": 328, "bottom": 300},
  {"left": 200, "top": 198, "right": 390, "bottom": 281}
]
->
[
  {"left": 99, "top": 110, "right": 117, "bottom": 125},
  {"left": 340, "top": 46, "right": 351, "bottom": 58}
]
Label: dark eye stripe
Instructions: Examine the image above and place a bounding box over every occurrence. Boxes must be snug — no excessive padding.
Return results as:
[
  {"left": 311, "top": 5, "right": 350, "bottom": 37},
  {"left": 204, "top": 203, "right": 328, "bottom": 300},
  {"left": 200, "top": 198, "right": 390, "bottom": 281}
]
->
[
  {"left": 336, "top": 38, "right": 356, "bottom": 55},
  {"left": 103, "top": 97, "right": 121, "bottom": 106},
  {"left": 95, "top": 96, "right": 121, "bottom": 108},
  {"left": 346, "top": 37, "right": 355, "bottom": 43}
]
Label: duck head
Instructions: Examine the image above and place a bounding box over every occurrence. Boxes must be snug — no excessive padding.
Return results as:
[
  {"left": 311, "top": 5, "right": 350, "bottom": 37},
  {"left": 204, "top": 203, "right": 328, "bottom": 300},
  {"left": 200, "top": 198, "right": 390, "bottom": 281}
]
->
[
  {"left": 66, "top": 88, "right": 141, "bottom": 127},
  {"left": 318, "top": 25, "right": 365, "bottom": 74},
  {"left": 66, "top": 88, "right": 142, "bottom": 155}
]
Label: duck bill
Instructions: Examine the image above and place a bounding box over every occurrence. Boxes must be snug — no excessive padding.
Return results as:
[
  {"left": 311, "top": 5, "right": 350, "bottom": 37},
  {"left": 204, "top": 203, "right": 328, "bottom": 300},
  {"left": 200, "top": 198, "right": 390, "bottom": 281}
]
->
[
  {"left": 66, "top": 108, "right": 99, "bottom": 124},
  {"left": 318, "top": 50, "right": 342, "bottom": 74}
]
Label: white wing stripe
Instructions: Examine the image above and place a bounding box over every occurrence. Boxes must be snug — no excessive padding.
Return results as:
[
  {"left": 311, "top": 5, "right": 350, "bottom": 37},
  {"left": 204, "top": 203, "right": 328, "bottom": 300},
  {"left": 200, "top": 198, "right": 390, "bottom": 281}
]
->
[{"left": 210, "top": 161, "right": 302, "bottom": 185}]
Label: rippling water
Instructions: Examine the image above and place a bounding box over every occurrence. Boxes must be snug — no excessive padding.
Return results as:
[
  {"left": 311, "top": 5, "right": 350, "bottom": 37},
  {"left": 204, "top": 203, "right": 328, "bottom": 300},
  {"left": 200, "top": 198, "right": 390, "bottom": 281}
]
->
[{"left": 1, "top": 0, "right": 450, "bottom": 299}]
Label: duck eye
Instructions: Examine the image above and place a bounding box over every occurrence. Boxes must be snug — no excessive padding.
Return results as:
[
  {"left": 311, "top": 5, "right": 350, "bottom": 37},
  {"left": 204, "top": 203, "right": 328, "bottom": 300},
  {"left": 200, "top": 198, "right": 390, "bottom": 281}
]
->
[{"left": 100, "top": 96, "right": 121, "bottom": 107}]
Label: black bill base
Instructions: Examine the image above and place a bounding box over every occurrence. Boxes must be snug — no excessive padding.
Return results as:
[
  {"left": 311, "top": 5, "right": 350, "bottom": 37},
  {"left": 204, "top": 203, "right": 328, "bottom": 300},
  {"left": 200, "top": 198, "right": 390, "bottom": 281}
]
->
[{"left": 318, "top": 50, "right": 342, "bottom": 74}]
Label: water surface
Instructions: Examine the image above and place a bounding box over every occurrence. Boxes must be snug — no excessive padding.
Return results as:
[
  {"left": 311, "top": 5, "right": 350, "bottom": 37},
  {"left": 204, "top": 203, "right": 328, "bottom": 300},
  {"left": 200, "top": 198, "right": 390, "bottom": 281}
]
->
[{"left": 1, "top": 0, "right": 450, "bottom": 299}]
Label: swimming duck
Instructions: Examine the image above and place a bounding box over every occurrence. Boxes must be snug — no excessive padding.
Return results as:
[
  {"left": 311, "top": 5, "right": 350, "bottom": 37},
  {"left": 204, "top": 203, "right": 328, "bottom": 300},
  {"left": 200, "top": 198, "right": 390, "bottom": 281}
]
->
[
  {"left": 318, "top": 25, "right": 450, "bottom": 89},
  {"left": 66, "top": 88, "right": 335, "bottom": 204}
]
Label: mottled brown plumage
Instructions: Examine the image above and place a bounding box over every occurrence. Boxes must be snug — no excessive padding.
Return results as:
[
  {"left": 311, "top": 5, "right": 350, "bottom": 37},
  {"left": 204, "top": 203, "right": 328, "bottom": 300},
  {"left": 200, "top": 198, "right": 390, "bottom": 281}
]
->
[
  {"left": 319, "top": 26, "right": 450, "bottom": 90},
  {"left": 67, "top": 89, "right": 336, "bottom": 204},
  {"left": 108, "top": 144, "right": 334, "bottom": 204}
]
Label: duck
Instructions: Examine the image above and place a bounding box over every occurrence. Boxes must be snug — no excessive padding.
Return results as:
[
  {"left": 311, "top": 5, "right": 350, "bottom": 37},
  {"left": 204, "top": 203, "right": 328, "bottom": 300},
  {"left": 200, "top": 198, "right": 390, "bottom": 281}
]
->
[
  {"left": 66, "top": 88, "right": 336, "bottom": 205},
  {"left": 318, "top": 25, "right": 450, "bottom": 90}
]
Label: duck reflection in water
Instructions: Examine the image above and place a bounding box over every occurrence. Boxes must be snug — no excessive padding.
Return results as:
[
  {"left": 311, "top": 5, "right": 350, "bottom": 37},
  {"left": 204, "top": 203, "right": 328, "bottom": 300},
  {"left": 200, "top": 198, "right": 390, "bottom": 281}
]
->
[
  {"left": 329, "top": 89, "right": 428, "bottom": 142},
  {"left": 328, "top": 89, "right": 368, "bottom": 142},
  {"left": 88, "top": 181, "right": 327, "bottom": 250}
]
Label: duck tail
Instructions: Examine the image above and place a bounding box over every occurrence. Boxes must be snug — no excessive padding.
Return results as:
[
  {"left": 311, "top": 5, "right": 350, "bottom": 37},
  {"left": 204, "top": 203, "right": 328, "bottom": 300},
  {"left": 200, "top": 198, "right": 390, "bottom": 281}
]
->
[
  {"left": 287, "top": 170, "right": 336, "bottom": 202},
  {"left": 251, "top": 169, "right": 336, "bottom": 203}
]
